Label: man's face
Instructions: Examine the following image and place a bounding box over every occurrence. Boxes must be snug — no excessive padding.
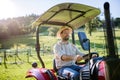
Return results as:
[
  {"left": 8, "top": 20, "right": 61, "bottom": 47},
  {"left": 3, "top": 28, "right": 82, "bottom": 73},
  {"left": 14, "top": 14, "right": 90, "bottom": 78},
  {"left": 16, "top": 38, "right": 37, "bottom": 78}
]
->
[{"left": 60, "top": 29, "right": 70, "bottom": 41}]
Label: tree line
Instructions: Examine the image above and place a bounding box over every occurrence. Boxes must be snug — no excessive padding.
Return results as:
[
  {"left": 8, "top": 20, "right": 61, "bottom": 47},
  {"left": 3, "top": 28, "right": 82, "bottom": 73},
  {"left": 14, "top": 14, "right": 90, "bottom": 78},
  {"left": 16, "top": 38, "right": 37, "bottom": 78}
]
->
[
  {"left": 0, "top": 14, "right": 120, "bottom": 39},
  {"left": 0, "top": 14, "right": 120, "bottom": 49},
  {"left": 0, "top": 14, "right": 39, "bottom": 39}
]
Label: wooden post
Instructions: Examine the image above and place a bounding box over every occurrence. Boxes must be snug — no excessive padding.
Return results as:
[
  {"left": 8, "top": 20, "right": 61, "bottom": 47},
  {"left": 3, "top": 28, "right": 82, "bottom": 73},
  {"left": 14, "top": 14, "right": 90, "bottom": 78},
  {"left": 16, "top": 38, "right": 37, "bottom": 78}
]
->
[{"left": 4, "top": 50, "right": 7, "bottom": 68}]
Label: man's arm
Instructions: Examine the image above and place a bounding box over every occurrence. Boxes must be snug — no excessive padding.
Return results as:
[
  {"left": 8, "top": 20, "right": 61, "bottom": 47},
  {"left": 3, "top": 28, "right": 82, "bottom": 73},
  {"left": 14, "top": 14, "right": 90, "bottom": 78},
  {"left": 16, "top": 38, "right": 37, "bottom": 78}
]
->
[{"left": 61, "top": 54, "right": 83, "bottom": 61}]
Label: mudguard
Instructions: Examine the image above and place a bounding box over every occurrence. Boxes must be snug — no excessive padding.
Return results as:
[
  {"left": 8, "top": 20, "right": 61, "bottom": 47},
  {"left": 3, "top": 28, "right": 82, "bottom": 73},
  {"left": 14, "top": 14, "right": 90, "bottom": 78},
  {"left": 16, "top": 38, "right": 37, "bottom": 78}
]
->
[
  {"left": 98, "top": 61, "right": 106, "bottom": 80},
  {"left": 25, "top": 68, "right": 57, "bottom": 80},
  {"left": 90, "top": 57, "right": 107, "bottom": 80}
]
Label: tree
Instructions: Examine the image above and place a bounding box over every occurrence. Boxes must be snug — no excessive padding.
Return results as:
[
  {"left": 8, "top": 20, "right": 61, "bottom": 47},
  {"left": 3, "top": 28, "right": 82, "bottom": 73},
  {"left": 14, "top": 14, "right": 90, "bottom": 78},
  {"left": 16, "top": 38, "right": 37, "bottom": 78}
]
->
[
  {"left": 7, "top": 20, "right": 21, "bottom": 35},
  {"left": 114, "top": 18, "right": 120, "bottom": 28},
  {"left": 85, "top": 17, "right": 102, "bottom": 36},
  {"left": 47, "top": 27, "right": 59, "bottom": 36},
  {"left": 0, "top": 23, "right": 9, "bottom": 39},
  {"left": 85, "top": 21, "right": 91, "bottom": 35}
]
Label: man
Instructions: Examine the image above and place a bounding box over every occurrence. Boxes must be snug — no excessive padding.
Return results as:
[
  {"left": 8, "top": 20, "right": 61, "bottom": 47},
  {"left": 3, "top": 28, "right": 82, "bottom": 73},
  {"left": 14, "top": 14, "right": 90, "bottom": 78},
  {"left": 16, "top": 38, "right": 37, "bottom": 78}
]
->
[{"left": 53, "top": 26, "right": 87, "bottom": 80}]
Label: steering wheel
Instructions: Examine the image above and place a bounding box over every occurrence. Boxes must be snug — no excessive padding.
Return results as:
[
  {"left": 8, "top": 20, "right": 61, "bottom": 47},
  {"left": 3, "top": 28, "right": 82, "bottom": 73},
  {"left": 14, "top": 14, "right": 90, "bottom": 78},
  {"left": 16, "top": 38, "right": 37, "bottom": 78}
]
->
[
  {"left": 83, "top": 52, "right": 99, "bottom": 63},
  {"left": 75, "top": 52, "right": 99, "bottom": 65}
]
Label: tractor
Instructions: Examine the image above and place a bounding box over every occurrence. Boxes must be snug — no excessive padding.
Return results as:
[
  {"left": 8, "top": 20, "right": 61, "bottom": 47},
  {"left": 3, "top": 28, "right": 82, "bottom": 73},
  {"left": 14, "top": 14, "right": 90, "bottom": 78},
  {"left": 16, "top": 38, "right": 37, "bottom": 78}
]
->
[{"left": 25, "top": 2, "right": 120, "bottom": 80}]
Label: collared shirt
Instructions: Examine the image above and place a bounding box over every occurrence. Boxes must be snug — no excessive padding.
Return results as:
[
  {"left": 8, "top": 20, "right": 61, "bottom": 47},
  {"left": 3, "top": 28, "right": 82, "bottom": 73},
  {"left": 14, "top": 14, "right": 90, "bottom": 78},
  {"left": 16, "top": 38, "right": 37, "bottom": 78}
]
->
[{"left": 53, "top": 40, "right": 84, "bottom": 69}]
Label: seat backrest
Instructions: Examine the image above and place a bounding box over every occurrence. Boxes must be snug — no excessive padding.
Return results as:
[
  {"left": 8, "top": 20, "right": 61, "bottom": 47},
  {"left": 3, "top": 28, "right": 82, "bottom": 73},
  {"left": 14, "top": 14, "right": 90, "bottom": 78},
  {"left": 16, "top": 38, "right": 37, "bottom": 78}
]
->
[{"left": 53, "top": 59, "right": 58, "bottom": 72}]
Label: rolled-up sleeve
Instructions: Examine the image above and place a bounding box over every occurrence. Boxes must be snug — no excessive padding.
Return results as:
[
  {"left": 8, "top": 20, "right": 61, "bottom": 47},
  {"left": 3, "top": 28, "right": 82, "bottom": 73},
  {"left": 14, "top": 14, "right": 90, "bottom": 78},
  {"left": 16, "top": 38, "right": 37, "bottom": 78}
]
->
[{"left": 53, "top": 44, "right": 65, "bottom": 60}]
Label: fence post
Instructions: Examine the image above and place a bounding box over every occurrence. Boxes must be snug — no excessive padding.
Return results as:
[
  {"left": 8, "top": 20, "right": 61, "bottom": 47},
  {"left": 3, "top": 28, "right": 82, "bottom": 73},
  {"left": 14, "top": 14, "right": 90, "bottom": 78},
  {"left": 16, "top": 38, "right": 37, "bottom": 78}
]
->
[
  {"left": 3, "top": 49, "right": 7, "bottom": 68},
  {"left": 27, "top": 49, "right": 29, "bottom": 63}
]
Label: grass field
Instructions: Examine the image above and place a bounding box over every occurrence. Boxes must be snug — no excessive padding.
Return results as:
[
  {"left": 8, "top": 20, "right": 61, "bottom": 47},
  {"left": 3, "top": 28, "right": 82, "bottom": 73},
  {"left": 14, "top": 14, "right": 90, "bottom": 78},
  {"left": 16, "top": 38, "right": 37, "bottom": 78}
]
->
[
  {"left": 0, "top": 53, "right": 54, "bottom": 80},
  {"left": 0, "top": 30, "right": 120, "bottom": 80}
]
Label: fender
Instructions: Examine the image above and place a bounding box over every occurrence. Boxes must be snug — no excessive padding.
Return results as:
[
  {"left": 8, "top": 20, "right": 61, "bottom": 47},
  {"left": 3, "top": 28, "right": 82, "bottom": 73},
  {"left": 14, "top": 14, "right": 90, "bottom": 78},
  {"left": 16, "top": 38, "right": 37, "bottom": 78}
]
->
[
  {"left": 25, "top": 68, "right": 57, "bottom": 80},
  {"left": 98, "top": 61, "right": 106, "bottom": 80},
  {"left": 90, "top": 57, "right": 107, "bottom": 80},
  {"left": 91, "top": 59, "right": 108, "bottom": 80}
]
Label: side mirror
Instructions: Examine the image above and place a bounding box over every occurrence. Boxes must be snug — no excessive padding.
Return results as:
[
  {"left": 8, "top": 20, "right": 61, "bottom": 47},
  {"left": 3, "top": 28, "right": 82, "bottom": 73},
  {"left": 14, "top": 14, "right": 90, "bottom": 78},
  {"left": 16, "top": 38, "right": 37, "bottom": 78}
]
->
[{"left": 78, "top": 32, "right": 90, "bottom": 51}]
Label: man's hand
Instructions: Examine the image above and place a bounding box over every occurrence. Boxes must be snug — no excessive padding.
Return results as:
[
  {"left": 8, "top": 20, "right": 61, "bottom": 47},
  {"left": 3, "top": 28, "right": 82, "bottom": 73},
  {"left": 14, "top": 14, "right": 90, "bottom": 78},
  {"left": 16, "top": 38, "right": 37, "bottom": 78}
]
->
[{"left": 74, "top": 55, "right": 83, "bottom": 62}]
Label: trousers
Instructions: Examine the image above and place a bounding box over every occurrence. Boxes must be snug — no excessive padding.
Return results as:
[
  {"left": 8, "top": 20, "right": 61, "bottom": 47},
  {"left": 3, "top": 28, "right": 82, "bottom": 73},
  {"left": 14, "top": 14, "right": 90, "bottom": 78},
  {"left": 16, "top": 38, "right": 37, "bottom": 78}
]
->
[{"left": 57, "top": 65, "right": 82, "bottom": 80}]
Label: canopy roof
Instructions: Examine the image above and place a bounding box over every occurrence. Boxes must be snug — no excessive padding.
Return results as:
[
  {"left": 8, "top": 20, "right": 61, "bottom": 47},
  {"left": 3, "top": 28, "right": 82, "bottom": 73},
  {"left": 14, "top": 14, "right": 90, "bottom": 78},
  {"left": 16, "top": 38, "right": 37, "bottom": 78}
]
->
[{"left": 32, "top": 2, "right": 100, "bottom": 29}]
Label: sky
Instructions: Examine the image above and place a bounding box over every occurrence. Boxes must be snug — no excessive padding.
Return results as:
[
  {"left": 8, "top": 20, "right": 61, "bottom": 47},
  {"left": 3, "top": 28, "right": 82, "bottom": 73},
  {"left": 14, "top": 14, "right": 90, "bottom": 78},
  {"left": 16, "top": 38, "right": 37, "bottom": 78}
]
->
[{"left": 0, "top": 0, "right": 120, "bottom": 19}]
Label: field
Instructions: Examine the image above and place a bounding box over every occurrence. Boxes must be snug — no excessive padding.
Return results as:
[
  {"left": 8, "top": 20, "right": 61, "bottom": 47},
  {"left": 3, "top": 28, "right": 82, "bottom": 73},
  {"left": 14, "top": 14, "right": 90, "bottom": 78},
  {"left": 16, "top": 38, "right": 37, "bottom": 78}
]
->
[{"left": 0, "top": 30, "right": 120, "bottom": 80}]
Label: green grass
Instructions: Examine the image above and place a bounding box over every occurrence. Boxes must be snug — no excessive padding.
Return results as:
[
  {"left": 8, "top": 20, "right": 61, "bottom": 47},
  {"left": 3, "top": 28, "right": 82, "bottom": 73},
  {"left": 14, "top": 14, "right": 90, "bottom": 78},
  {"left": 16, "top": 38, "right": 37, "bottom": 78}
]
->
[
  {"left": 0, "top": 53, "right": 54, "bottom": 80},
  {"left": 0, "top": 62, "right": 33, "bottom": 80},
  {"left": 0, "top": 30, "right": 120, "bottom": 80}
]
